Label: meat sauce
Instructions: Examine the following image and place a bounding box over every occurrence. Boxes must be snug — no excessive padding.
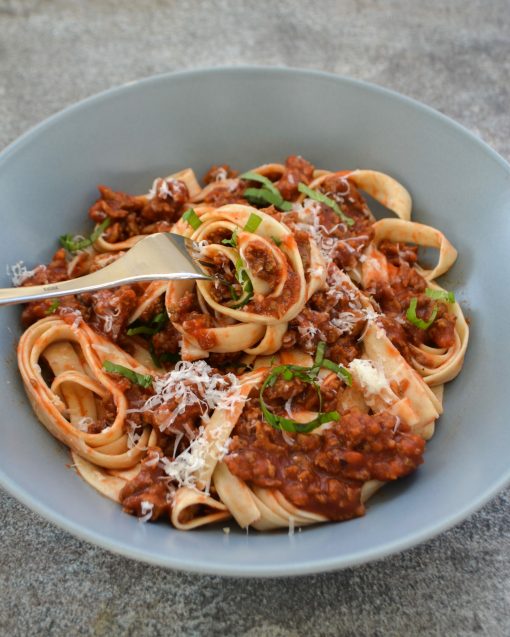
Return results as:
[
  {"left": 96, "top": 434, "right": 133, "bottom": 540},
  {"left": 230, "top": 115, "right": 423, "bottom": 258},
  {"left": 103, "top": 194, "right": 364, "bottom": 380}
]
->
[
  {"left": 370, "top": 241, "right": 457, "bottom": 360},
  {"left": 276, "top": 155, "right": 315, "bottom": 200},
  {"left": 120, "top": 449, "right": 172, "bottom": 520},
  {"left": 89, "top": 180, "right": 189, "bottom": 241},
  {"left": 224, "top": 400, "right": 424, "bottom": 521}
]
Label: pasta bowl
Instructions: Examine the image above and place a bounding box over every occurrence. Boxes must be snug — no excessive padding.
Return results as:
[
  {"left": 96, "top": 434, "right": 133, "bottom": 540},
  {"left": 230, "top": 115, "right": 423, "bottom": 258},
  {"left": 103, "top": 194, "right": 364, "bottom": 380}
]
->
[{"left": 0, "top": 67, "right": 509, "bottom": 577}]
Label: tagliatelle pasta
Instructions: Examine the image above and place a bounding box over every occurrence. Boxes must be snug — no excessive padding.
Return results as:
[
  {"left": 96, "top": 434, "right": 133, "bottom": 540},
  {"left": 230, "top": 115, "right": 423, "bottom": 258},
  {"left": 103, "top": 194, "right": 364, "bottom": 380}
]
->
[{"left": 15, "top": 155, "right": 469, "bottom": 531}]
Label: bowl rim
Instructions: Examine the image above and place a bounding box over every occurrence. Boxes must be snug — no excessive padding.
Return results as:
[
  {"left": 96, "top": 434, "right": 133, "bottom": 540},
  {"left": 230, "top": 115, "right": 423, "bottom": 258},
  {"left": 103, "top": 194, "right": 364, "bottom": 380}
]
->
[{"left": 1, "top": 65, "right": 509, "bottom": 577}]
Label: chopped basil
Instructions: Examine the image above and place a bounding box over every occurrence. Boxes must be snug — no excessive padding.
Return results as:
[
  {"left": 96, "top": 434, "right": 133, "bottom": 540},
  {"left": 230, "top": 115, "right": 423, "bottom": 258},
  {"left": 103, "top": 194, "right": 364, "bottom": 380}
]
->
[
  {"left": 103, "top": 360, "right": 153, "bottom": 388},
  {"left": 259, "top": 341, "right": 350, "bottom": 434},
  {"left": 244, "top": 187, "right": 293, "bottom": 212},
  {"left": 229, "top": 283, "right": 240, "bottom": 301},
  {"left": 230, "top": 256, "right": 253, "bottom": 309},
  {"left": 148, "top": 342, "right": 180, "bottom": 369},
  {"left": 152, "top": 312, "right": 168, "bottom": 325},
  {"left": 127, "top": 312, "right": 177, "bottom": 368},
  {"left": 314, "top": 340, "right": 327, "bottom": 367},
  {"left": 322, "top": 359, "right": 353, "bottom": 385},
  {"left": 126, "top": 325, "right": 157, "bottom": 336},
  {"left": 297, "top": 183, "right": 354, "bottom": 227},
  {"left": 311, "top": 340, "right": 352, "bottom": 385},
  {"left": 241, "top": 171, "right": 293, "bottom": 212},
  {"left": 271, "top": 236, "right": 282, "bottom": 247},
  {"left": 127, "top": 311, "right": 169, "bottom": 337},
  {"left": 260, "top": 364, "right": 339, "bottom": 434},
  {"left": 241, "top": 171, "right": 282, "bottom": 198},
  {"left": 59, "top": 218, "right": 111, "bottom": 253},
  {"left": 243, "top": 213, "right": 263, "bottom": 233},
  {"left": 221, "top": 228, "right": 239, "bottom": 248},
  {"left": 182, "top": 208, "right": 202, "bottom": 230},
  {"left": 44, "top": 299, "right": 60, "bottom": 315},
  {"left": 406, "top": 297, "right": 438, "bottom": 330},
  {"left": 425, "top": 287, "right": 455, "bottom": 303}
]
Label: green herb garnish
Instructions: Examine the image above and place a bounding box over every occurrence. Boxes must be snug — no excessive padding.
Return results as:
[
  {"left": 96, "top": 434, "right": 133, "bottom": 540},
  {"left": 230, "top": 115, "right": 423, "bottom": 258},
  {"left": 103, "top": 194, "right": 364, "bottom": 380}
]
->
[
  {"left": 406, "top": 297, "right": 438, "bottom": 330},
  {"left": 150, "top": 345, "right": 181, "bottom": 368},
  {"left": 229, "top": 284, "right": 240, "bottom": 301},
  {"left": 271, "top": 236, "right": 282, "bottom": 247},
  {"left": 298, "top": 183, "right": 354, "bottom": 226},
  {"left": 230, "top": 256, "right": 253, "bottom": 309},
  {"left": 425, "top": 288, "right": 455, "bottom": 303},
  {"left": 44, "top": 299, "right": 60, "bottom": 315},
  {"left": 241, "top": 171, "right": 293, "bottom": 212},
  {"left": 182, "top": 208, "right": 202, "bottom": 230},
  {"left": 260, "top": 365, "right": 339, "bottom": 434},
  {"left": 59, "top": 218, "right": 111, "bottom": 253},
  {"left": 243, "top": 213, "right": 262, "bottom": 233},
  {"left": 126, "top": 325, "right": 157, "bottom": 336},
  {"left": 321, "top": 359, "right": 353, "bottom": 385},
  {"left": 221, "top": 228, "right": 239, "bottom": 248},
  {"left": 311, "top": 341, "right": 353, "bottom": 384},
  {"left": 127, "top": 311, "right": 169, "bottom": 337},
  {"left": 244, "top": 187, "right": 293, "bottom": 212},
  {"left": 259, "top": 341, "right": 351, "bottom": 434},
  {"left": 127, "top": 312, "right": 177, "bottom": 368},
  {"left": 103, "top": 361, "right": 153, "bottom": 388},
  {"left": 152, "top": 312, "right": 168, "bottom": 325}
]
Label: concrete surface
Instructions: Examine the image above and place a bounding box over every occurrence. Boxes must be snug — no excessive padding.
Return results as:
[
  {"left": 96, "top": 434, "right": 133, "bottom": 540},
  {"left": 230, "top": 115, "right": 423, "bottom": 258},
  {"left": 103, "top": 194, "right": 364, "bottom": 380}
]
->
[{"left": 0, "top": 1, "right": 509, "bottom": 635}]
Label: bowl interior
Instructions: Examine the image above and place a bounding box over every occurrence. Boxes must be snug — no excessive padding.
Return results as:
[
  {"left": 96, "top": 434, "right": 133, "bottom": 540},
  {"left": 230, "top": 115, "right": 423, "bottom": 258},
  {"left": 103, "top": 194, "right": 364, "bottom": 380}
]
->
[{"left": 1, "top": 67, "right": 509, "bottom": 576}]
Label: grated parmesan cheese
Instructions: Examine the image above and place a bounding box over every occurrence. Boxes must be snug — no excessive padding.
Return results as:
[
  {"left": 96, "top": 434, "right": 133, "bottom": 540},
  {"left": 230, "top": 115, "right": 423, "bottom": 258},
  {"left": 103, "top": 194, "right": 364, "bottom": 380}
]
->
[
  {"left": 75, "top": 416, "right": 94, "bottom": 432},
  {"left": 129, "top": 360, "right": 244, "bottom": 429},
  {"left": 139, "top": 501, "right": 154, "bottom": 523},
  {"left": 330, "top": 312, "right": 358, "bottom": 334},
  {"left": 296, "top": 322, "right": 320, "bottom": 341},
  {"left": 148, "top": 177, "right": 180, "bottom": 200},
  {"left": 144, "top": 450, "right": 160, "bottom": 468},
  {"left": 7, "top": 261, "right": 37, "bottom": 286},
  {"left": 159, "top": 428, "right": 209, "bottom": 490},
  {"left": 348, "top": 359, "right": 392, "bottom": 399},
  {"left": 126, "top": 420, "right": 142, "bottom": 449}
]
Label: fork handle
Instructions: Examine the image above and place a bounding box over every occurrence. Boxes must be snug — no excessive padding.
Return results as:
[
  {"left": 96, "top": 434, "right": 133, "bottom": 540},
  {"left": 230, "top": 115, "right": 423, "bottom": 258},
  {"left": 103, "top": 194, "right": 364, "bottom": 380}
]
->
[{"left": 0, "top": 264, "right": 210, "bottom": 306}]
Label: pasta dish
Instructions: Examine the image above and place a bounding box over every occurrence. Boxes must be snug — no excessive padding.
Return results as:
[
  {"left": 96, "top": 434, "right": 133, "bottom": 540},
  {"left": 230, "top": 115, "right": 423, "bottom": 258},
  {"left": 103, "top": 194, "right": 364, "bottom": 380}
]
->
[{"left": 15, "top": 156, "right": 469, "bottom": 531}]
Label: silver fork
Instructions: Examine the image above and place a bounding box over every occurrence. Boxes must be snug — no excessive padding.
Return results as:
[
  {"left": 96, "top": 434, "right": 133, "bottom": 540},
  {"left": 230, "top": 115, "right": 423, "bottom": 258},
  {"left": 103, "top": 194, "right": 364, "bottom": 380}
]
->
[{"left": 0, "top": 233, "right": 217, "bottom": 306}]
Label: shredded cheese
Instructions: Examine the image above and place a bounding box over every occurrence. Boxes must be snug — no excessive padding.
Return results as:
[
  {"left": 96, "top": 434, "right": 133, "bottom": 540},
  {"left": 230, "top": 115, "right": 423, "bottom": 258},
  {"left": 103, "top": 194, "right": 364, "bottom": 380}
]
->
[
  {"left": 159, "top": 428, "right": 209, "bottom": 489},
  {"left": 148, "top": 177, "right": 180, "bottom": 200},
  {"left": 348, "top": 359, "right": 392, "bottom": 400},
  {"left": 330, "top": 312, "right": 358, "bottom": 334},
  {"left": 126, "top": 420, "right": 142, "bottom": 449},
  {"left": 75, "top": 416, "right": 94, "bottom": 432},
  {"left": 296, "top": 322, "right": 320, "bottom": 341},
  {"left": 130, "top": 360, "right": 244, "bottom": 429},
  {"left": 7, "top": 261, "right": 37, "bottom": 286},
  {"left": 139, "top": 501, "right": 154, "bottom": 523}
]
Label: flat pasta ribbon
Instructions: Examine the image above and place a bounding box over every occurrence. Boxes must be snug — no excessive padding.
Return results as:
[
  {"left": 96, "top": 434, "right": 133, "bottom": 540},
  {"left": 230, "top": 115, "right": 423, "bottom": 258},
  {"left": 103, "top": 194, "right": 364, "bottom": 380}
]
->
[{"left": 18, "top": 315, "right": 152, "bottom": 469}]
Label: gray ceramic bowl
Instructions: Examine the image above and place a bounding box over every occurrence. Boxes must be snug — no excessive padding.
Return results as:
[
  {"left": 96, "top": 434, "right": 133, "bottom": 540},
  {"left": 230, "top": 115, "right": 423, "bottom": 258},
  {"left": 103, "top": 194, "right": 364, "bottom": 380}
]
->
[{"left": 1, "top": 67, "right": 509, "bottom": 577}]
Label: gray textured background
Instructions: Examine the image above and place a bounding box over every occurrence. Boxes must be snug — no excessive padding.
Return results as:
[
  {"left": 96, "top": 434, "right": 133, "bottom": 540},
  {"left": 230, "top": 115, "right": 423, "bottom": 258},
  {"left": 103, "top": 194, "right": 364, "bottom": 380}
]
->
[{"left": 1, "top": 1, "right": 509, "bottom": 635}]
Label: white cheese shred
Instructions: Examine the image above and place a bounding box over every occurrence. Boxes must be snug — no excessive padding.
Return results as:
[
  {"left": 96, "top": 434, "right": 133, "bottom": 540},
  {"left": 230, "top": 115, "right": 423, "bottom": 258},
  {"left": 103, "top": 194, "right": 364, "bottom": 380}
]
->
[
  {"left": 348, "top": 358, "right": 392, "bottom": 400},
  {"left": 129, "top": 360, "right": 244, "bottom": 429},
  {"left": 7, "top": 261, "right": 37, "bottom": 286},
  {"left": 139, "top": 501, "right": 154, "bottom": 523}
]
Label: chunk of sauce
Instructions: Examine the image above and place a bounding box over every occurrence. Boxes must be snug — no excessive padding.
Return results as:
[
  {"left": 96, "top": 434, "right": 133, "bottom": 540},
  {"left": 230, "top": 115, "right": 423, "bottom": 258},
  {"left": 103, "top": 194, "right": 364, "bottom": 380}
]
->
[
  {"left": 370, "top": 241, "right": 457, "bottom": 358},
  {"left": 224, "top": 402, "right": 425, "bottom": 521}
]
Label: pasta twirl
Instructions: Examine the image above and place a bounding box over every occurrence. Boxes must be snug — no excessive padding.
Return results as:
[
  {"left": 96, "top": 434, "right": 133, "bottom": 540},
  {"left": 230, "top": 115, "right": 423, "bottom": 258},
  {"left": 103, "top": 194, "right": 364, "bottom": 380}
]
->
[{"left": 15, "top": 155, "right": 469, "bottom": 531}]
